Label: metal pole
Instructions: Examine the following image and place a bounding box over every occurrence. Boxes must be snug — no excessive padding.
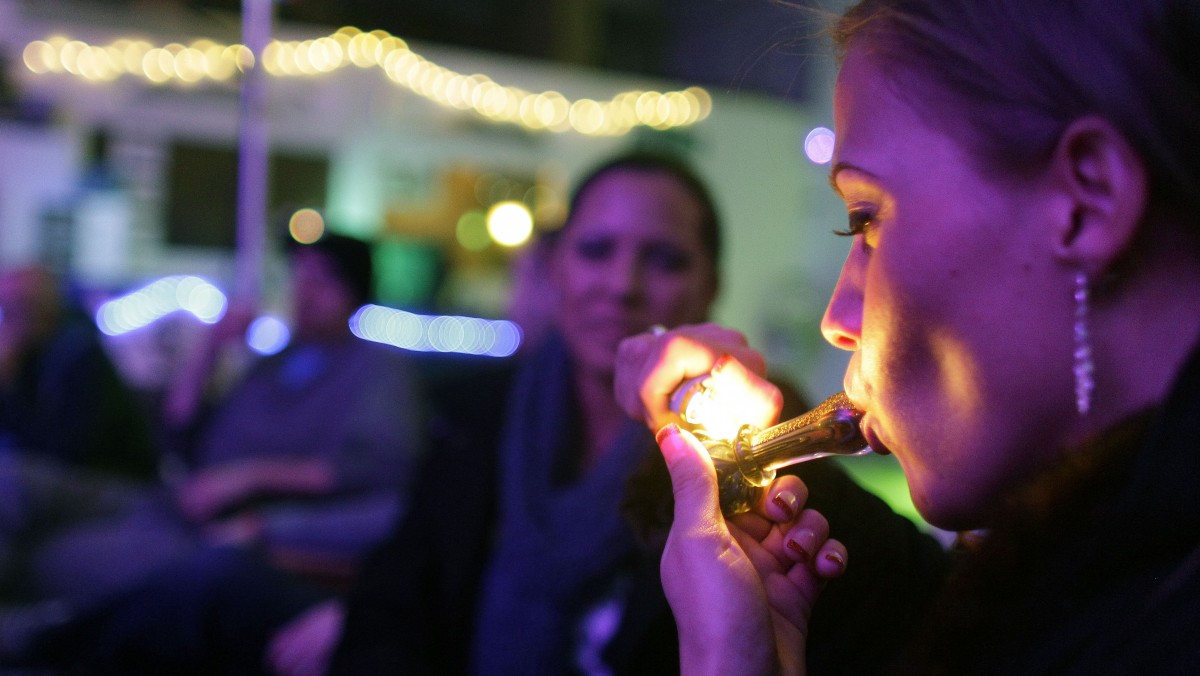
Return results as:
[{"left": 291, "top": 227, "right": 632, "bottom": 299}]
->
[{"left": 235, "top": 0, "right": 272, "bottom": 301}]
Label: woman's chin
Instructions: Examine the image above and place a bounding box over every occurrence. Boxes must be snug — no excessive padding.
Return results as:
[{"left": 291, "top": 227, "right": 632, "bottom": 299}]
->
[
  {"left": 909, "top": 485, "right": 988, "bottom": 533},
  {"left": 576, "top": 343, "right": 621, "bottom": 381}
]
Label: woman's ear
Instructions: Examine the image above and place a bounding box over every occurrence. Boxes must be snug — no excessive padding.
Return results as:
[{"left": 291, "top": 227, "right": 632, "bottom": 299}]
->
[{"left": 1051, "top": 116, "right": 1148, "bottom": 272}]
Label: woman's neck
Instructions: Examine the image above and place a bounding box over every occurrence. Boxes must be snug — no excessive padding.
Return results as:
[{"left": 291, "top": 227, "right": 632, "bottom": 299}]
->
[
  {"left": 1083, "top": 233, "right": 1200, "bottom": 447},
  {"left": 574, "top": 368, "right": 628, "bottom": 470}
]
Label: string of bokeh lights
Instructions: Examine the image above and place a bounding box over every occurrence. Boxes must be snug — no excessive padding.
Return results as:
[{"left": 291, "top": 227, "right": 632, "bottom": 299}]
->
[
  {"left": 95, "top": 275, "right": 521, "bottom": 358},
  {"left": 22, "top": 26, "right": 712, "bottom": 137}
]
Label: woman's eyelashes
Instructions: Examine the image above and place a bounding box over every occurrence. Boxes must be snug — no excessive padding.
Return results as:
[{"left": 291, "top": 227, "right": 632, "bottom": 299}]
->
[{"left": 834, "top": 208, "right": 879, "bottom": 248}]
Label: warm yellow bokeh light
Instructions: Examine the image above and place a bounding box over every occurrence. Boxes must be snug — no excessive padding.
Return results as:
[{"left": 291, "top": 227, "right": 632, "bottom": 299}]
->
[
  {"left": 289, "top": 208, "right": 326, "bottom": 244},
  {"left": 22, "top": 27, "right": 710, "bottom": 135},
  {"left": 486, "top": 201, "right": 534, "bottom": 248}
]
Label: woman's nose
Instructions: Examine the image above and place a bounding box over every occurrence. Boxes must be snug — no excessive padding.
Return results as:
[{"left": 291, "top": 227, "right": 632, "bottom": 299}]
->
[
  {"left": 606, "top": 255, "right": 643, "bottom": 298},
  {"left": 820, "top": 248, "right": 864, "bottom": 351}
]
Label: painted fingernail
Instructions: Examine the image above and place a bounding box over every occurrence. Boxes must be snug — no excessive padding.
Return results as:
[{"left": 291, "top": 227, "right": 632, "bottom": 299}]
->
[
  {"left": 711, "top": 354, "right": 735, "bottom": 374},
  {"left": 824, "top": 551, "right": 846, "bottom": 570},
  {"left": 786, "top": 539, "right": 810, "bottom": 563},
  {"left": 656, "top": 423, "right": 680, "bottom": 446},
  {"left": 773, "top": 491, "right": 798, "bottom": 521}
]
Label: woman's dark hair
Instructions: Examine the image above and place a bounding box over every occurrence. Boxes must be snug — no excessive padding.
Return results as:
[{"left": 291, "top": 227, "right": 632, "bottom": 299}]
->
[
  {"left": 564, "top": 151, "right": 723, "bottom": 267},
  {"left": 288, "top": 232, "right": 375, "bottom": 305},
  {"left": 831, "top": 0, "right": 1200, "bottom": 228}
]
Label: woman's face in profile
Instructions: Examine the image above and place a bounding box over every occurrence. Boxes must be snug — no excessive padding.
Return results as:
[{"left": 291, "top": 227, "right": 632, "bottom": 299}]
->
[
  {"left": 821, "top": 46, "right": 1077, "bottom": 530},
  {"left": 553, "top": 168, "right": 717, "bottom": 381}
]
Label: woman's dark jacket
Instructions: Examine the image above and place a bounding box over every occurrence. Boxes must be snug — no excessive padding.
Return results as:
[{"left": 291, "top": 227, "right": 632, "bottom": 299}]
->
[{"left": 898, "top": 342, "right": 1200, "bottom": 674}]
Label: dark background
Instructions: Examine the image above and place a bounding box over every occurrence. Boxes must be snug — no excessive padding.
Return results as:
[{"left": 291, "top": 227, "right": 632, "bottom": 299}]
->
[{"left": 165, "top": 142, "right": 329, "bottom": 248}]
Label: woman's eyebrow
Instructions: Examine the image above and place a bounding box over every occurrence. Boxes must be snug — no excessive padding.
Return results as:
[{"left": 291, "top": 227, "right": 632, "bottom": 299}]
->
[{"left": 828, "top": 162, "right": 877, "bottom": 196}]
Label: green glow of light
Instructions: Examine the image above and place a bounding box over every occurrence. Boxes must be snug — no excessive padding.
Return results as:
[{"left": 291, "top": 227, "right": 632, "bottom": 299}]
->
[
  {"left": 456, "top": 210, "right": 490, "bottom": 251},
  {"left": 834, "top": 453, "right": 933, "bottom": 532}
]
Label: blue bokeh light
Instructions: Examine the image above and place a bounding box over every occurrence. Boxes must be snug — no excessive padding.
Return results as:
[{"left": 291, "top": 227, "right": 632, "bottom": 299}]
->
[
  {"left": 246, "top": 315, "right": 291, "bottom": 355},
  {"left": 349, "top": 304, "right": 521, "bottom": 357},
  {"left": 96, "top": 275, "right": 228, "bottom": 335}
]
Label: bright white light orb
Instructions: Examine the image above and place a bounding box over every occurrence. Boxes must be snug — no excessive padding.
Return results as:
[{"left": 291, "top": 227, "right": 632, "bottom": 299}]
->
[
  {"left": 804, "top": 126, "right": 836, "bottom": 165},
  {"left": 246, "top": 315, "right": 291, "bottom": 355},
  {"left": 486, "top": 201, "right": 534, "bottom": 247}
]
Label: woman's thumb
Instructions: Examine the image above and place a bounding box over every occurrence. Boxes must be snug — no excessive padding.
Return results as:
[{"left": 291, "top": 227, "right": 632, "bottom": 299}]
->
[{"left": 655, "top": 424, "right": 722, "bottom": 525}]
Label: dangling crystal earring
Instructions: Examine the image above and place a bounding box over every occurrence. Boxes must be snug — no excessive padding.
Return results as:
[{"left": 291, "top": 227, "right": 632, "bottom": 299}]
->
[{"left": 1073, "top": 271, "right": 1094, "bottom": 416}]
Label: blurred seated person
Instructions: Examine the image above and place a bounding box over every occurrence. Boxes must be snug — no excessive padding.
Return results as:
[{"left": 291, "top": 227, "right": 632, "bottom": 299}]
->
[
  {"left": 0, "top": 264, "right": 156, "bottom": 479},
  {"left": 158, "top": 232, "right": 426, "bottom": 578},
  {"left": 2, "top": 234, "right": 425, "bottom": 670},
  {"left": 266, "top": 151, "right": 948, "bottom": 676}
]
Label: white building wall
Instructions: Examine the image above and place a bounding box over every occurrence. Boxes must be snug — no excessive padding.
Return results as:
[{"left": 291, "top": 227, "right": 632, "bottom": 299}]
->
[{"left": 0, "top": 0, "right": 850, "bottom": 397}]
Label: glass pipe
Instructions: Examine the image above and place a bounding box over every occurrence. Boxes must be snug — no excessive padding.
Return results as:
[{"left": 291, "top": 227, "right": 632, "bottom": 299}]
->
[{"left": 672, "top": 376, "right": 872, "bottom": 515}]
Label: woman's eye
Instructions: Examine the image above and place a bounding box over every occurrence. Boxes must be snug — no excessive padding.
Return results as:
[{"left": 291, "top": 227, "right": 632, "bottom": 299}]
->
[
  {"left": 833, "top": 209, "right": 879, "bottom": 248},
  {"left": 643, "top": 244, "right": 691, "bottom": 272},
  {"left": 575, "top": 239, "right": 613, "bottom": 261}
]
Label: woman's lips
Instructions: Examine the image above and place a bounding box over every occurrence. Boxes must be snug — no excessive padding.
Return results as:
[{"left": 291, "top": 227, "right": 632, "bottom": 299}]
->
[
  {"left": 860, "top": 414, "right": 891, "bottom": 456},
  {"left": 843, "top": 381, "right": 889, "bottom": 455}
]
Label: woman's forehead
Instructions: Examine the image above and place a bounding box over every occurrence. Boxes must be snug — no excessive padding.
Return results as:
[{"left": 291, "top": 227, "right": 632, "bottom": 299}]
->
[{"left": 573, "top": 173, "right": 699, "bottom": 228}]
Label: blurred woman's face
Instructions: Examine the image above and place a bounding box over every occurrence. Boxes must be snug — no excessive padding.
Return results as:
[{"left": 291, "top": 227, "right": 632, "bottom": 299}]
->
[
  {"left": 820, "top": 47, "right": 1078, "bottom": 530},
  {"left": 553, "top": 168, "right": 717, "bottom": 382},
  {"left": 291, "top": 248, "right": 357, "bottom": 342}
]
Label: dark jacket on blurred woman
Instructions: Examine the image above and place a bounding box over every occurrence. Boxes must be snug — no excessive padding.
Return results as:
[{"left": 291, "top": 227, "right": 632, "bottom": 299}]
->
[{"left": 330, "top": 332, "right": 949, "bottom": 675}]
